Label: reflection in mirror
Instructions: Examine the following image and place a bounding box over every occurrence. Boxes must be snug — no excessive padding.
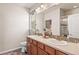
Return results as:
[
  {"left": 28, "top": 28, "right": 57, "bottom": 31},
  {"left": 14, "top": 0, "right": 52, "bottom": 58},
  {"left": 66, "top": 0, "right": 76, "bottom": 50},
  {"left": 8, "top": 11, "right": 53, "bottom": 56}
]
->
[
  {"left": 35, "top": 13, "right": 44, "bottom": 35},
  {"left": 60, "top": 18, "right": 69, "bottom": 37},
  {"left": 60, "top": 8, "right": 79, "bottom": 42},
  {"left": 29, "top": 10, "right": 45, "bottom": 35},
  {"left": 68, "top": 14, "right": 79, "bottom": 38},
  {"left": 46, "top": 20, "right": 51, "bottom": 29},
  {"left": 29, "top": 11, "right": 36, "bottom": 35},
  {"left": 60, "top": 9, "right": 69, "bottom": 37},
  {"left": 29, "top": 4, "right": 79, "bottom": 42},
  {"left": 45, "top": 20, "right": 52, "bottom": 37}
]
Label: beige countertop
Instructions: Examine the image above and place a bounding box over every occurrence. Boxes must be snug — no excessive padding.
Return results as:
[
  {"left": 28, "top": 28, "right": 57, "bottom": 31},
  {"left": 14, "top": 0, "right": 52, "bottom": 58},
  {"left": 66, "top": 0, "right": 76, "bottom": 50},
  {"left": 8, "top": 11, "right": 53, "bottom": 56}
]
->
[{"left": 27, "top": 35, "right": 79, "bottom": 55}]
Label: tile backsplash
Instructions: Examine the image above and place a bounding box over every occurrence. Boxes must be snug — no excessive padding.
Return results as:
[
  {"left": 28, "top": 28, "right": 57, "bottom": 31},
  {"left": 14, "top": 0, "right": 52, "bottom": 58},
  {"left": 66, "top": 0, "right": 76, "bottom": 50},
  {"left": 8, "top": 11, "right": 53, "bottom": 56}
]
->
[{"left": 51, "top": 35, "right": 79, "bottom": 43}]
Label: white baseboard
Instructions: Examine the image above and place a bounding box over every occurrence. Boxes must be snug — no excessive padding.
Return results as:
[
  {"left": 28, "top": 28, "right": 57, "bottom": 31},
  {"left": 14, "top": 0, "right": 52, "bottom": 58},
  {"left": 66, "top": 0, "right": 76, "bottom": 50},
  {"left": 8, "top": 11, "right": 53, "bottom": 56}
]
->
[{"left": 0, "top": 47, "right": 21, "bottom": 54}]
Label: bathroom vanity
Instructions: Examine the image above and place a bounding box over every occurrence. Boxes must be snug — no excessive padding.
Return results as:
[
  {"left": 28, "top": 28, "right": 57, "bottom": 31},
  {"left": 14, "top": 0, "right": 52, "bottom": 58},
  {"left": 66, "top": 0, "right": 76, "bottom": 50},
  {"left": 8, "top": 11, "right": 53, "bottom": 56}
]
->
[
  {"left": 26, "top": 35, "right": 79, "bottom": 55},
  {"left": 27, "top": 36, "right": 67, "bottom": 55}
]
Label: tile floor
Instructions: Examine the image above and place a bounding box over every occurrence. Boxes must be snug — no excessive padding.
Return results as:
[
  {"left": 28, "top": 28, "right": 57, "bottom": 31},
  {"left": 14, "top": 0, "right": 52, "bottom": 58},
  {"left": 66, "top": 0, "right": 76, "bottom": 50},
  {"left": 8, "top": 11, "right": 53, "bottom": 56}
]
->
[{"left": 1, "top": 49, "right": 27, "bottom": 55}]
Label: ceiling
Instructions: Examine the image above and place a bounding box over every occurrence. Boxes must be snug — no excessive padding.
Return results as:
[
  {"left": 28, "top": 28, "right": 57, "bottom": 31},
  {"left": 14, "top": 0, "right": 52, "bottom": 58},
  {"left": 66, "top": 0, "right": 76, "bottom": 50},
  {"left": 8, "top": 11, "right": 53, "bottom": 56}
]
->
[
  {"left": 12, "top": 3, "right": 41, "bottom": 9},
  {"left": 15, "top": 3, "right": 79, "bottom": 10},
  {"left": 13, "top": 3, "right": 36, "bottom": 8},
  {"left": 60, "top": 3, "right": 79, "bottom": 11},
  {"left": 0, "top": 3, "right": 40, "bottom": 9},
  {"left": 0, "top": 3, "right": 79, "bottom": 10},
  {"left": 11, "top": 3, "right": 41, "bottom": 9}
]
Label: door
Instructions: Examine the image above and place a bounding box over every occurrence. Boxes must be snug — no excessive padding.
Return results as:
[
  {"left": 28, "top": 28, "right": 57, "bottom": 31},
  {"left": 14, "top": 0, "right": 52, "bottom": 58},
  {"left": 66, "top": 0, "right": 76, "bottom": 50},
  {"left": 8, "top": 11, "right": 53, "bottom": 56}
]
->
[
  {"left": 38, "top": 48, "right": 48, "bottom": 55},
  {"left": 27, "top": 42, "right": 31, "bottom": 55},
  {"left": 30, "top": 44, "right": 37, "bottom": 55}
]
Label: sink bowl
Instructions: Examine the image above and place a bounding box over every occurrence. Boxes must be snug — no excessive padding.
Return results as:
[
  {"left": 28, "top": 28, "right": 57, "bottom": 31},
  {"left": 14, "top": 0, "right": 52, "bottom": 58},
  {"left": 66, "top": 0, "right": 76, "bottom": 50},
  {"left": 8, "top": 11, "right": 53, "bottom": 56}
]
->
[{"left": 47, "top": 39, "right": 67, "bottom": 45}]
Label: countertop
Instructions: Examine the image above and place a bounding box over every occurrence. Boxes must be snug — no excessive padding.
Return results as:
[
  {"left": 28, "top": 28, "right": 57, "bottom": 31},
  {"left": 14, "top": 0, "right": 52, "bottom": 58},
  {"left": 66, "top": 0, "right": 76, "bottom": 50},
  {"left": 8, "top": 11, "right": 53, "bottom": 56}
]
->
[{"left": 27, "top": 35, "right": 79, "bottom": 55}]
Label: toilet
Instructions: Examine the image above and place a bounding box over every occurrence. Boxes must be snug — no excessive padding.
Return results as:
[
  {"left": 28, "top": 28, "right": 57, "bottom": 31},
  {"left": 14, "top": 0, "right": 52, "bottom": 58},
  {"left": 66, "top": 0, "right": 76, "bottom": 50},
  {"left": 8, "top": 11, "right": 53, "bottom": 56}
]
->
[{"left": 20, "top": 41, "right": 27, "bottom": 52}]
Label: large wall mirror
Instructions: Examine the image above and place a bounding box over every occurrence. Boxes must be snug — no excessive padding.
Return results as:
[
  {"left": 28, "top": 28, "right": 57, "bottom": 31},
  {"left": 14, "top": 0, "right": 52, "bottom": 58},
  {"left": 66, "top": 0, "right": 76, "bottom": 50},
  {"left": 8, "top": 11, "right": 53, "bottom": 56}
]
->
[
  {"left": 30, "top": 3, "right": 79, "bottom": 40},
  {"left": 29, "top": 11, "right": 44, "bottom": 35},
  {"left": 29, "top": 12, "right": 36, "bottom": 35}
]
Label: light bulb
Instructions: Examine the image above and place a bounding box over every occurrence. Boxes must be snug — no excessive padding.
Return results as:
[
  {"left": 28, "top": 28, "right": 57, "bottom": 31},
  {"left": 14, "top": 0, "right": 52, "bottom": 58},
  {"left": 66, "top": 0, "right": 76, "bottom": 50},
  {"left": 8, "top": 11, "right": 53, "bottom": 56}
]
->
[
  {"left": 73, "top": 6, "right": 78, "bottom": 8},
  {"left": 41, "top": 5, "right": 44, "bottom": 8}
]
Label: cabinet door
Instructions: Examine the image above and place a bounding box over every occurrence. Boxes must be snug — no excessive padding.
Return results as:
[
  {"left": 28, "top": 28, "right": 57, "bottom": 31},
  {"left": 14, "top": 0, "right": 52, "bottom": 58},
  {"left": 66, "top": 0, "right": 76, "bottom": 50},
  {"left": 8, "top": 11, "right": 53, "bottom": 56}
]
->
[
  {"left": 27, "top": 38, "right": 33, "bottom": 55},
  {"left": 56, "top": 50, "right": 67, "bottom": 55},
  {"left": 38, "top": 42, "right": 44, "bottom": 50},
  {"left": 45, "top": 45, "right": 55, "bottom": 55},
  {"left": 32, "top": 40, "right": 37, "bottom": 45},
  {"left": 27, "top": 43, "right": 31, "bottom": 55},
  {"left": 27, "top": 38, "right": 32, "bottom": 43},
  {"left": 30, "top": 44, "right": 37, "bottom": 55},
  {"left": 38, "top": 48, "right": 48, "bottom": 55}
]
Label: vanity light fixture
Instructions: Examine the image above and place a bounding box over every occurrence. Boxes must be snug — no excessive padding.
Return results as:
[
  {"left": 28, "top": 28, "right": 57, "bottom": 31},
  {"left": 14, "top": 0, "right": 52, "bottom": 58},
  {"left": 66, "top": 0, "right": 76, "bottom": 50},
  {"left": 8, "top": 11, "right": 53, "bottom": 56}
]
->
[
  {"left": 35, "top": 4, "right": 47, "bottom": 13},
  {"left": 41, "top": 4, "right": 47, "bottom": 9},
  {"left": 73, "top": 6, "right": 78, "bottom": 8},
  {"left": 41, "top": 4, "right": 44, "bottom": 8},
  {"left": 54, "top": 3, "right": 60, "bottom": 5},
  {"left": 35, "top": 3, "right": 60, "bottom": 13},
  {"left": 35, "top": 7, "right": 41, "bottom": 13},
  {"left": 37, "top": 7, "right": 40, "bottom": 10},
  {"left": 62, "top": 18, "right": 67, "bottom": 22}
]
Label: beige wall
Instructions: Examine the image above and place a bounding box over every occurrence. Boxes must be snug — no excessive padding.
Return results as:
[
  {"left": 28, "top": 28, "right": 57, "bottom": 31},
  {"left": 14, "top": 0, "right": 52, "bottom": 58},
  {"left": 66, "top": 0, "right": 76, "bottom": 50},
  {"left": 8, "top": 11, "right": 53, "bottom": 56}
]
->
[
  {"left": 0, "top": 4, "right": 29, "bottom": 52},
  {"left": 0, "top": 12, "right": 4, "bottom": 51}
]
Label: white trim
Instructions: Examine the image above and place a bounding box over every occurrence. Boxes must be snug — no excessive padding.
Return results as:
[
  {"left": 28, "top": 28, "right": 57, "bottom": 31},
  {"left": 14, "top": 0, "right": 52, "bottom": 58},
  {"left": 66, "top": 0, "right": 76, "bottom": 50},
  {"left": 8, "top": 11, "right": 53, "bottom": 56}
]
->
[{"left": 0, "top": 47, "right": 21, "bottom": 54}]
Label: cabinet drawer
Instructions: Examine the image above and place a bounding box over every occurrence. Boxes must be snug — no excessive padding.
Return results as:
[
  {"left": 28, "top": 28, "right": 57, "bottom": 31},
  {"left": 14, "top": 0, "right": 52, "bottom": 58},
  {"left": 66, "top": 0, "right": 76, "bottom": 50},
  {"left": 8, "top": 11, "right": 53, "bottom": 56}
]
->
[
  {"left": 38, "top": 48, "right": 48, "bottom": 55},
  {"left": 32, "top": 40, "right": 37, "bottom": 45},
  {"left": 45, "top": 45, "right": 55, "bottom": 55},
  {"left": 38, "top": 42, "right": 44, "bottom": 50},
  {"left": 56, "top": 50, "right": 66, "bottom": 55}
]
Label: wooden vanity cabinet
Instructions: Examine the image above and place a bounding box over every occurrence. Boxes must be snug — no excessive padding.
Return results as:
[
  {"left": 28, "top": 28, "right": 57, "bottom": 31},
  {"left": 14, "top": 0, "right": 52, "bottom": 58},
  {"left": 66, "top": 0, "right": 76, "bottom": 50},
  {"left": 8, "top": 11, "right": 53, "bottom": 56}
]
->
[
  {"left": 30, "top": 44, "right": 37, "bottom": 55},
  {"left": 27, "top": 38, "right": 33, "bottom": 55},
  {"left": 27, "top": 43, "right": 31, "bottom": 54},
  {"left": 27, "top": 38, "right": 38, "bottom": 55},
  {"left": 38, "top": 48, "right": 48, "bottom": 55},
  {"left": 56, "top": 50, "right": 67, "bottom": 55},
  {"left": 37, "top": 42, "right": 48, "bottom": 55},
  {"left": 45, "top": 45, "right": 55, "bottom": 55},
  {"left": 32, "top": 40, "right": 37, "bottom": 45},
  {"left": 27, "top": 38, "right": 32, "bottom": 43},
  {"left": 38, "top": 42, "right": 44, "bottom": 50},
  {"left": 27, "top": 37, "right": 68, "bottom": 55}
]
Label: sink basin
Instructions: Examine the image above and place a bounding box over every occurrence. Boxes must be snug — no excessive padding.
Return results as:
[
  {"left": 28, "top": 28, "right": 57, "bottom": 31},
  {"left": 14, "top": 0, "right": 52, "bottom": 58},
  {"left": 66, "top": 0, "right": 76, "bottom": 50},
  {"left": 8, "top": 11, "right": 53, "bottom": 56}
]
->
[{"left": 46, "top": 39, "right": 67, "bottom": 45}]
